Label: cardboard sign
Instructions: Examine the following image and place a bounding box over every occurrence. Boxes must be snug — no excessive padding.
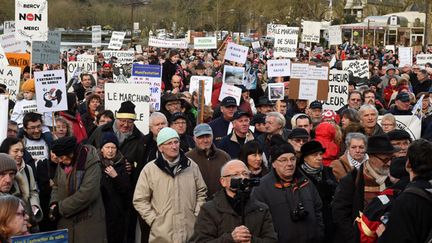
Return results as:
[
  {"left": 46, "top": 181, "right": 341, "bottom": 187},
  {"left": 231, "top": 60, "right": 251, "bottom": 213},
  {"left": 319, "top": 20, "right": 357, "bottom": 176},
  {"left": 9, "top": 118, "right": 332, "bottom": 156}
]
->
[
  {"left": 266, "top": 24, "right": 286, "bottom": 38},
  {"left": 302, "top": 21, "right": 321, "bottom": 43},
  {"left": 15, "top": 0, "right": 48, "bottom": 41},
  {"left": 66, "top": 62, "right": 97, "bottom": 83},
  {"left": 322, "top": 70, "right": 349, "bottom": 111},
  {"left": 148, "top": 37, "right": 188, "bottom": 49},
  {"left": 76, "top": 54, "right": 94, "bottom": 63},
  {"left": 32, "top": 31, "right": 61, "bottom": 64},
  {"left": 378, "top": 115, "right": 421, "bottom": 140},
  {"left": 218, "top": 83, "right": 242, "bottom": 106},
  {"left": 11, "top": 229, "right": 68, "bottom": 243},
  {"left": 34, "top": 69, "right": 68, "bottom": 112},
  {"left": 416, "top": 54, "right": 432, "bottom": 68},
  {"left": 274, "top": 26, "right": 299, "bottom": 58},
  {"left": 268, "top": 83, "right": 285, "bottom": 101},
  {"left": 223, "top": 65, "right": 245, "bottom": 85},
  {"left": 291, "top": 63, "right": 329, "bottom": 80},
  {"left": 251, "top": 41, "right": 260, "bottom": 49},
  {"left": 6, "top": 53, "right": 30, "bottom": 71},
  {"left": 342, "top": 59, "right": 369, "bottom": 80},
  {"left": 0, "top": 45, "right": 8, "bottom": 66},
  {"left": 267, "top": 59, "right": 291, "bottom": 77},
  {"left": 398, "top": 47, "right": 412, "bottom": 67},
  {"left": 101, "top": 50, "right": 134, "bottom": 64},
  {"left": 328, "top": 25, "right": 342, "bottom": 45},
  {"left": 3, "top": 21, "right": 15, "bottom": 33},
  {"left": 0, "top": 32, "right": 27, "bottom": 53},
  {"left": 194, "top": 37, "right": 217, "bottom": 49},
  {"left": 224, "top": 42, "right": 248, "bottom": 64},
  {"left": 0, "top": 95, "right": 7, "bottom": 143},
  {"left": 131, "top": 63, "right": 162, "bottom": 110},
  {"left": 105, "top": 83, "right": 151, "bottom": 134},
  {"left": 189, "top": 76, "right": 213, "bottom": 105},
  {"left": 108, "top": 31, "right": 126, "bottom": 50},
  {"left": 0, "top": 65, "right": 21, "bottom": 101},
  {"left": 289, "top": 63, "right": 329, "bottom": 101},
  {"left": 92, "top": 25, "right": 102, "bottom": 48}
]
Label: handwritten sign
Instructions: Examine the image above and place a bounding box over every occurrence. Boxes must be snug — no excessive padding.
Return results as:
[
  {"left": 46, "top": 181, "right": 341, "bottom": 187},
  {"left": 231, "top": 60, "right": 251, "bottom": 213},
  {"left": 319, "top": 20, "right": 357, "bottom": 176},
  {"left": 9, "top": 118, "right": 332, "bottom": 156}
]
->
[
  {"left": 290, "top": 63, "right": 328, "bottom": 80},
  {"left": 148, "top": 37, "right": 188, "bottom": 49},
  {"left": 6, "top": 53, "right": 30, "bottom": 71},
  {"left": 0, "top": 32, "right": 26, "bottom": 53},
  {"left": 92, "top": 25, "right": 102, "bottom": 48},
  {"left": 3, "top": 21, "right": 15, "bottom": 34},
  {"left": 108, "top": 31, "right": 126, "bottom": 50},
  {"left": 224, "top": 42, "right": 248, "bottom": 64},
  {"left": 328, "top": 25, "right": 342, "bottom": 45},
  {"left": 342, "top": 60, "right": 369, "bottom": 79},
  {"left": 398, "top": 47, "right": 412, "bottom": 67},
  {"left": 32, "top": 31, "right": 61, "bottom": 64},
  {"left": 101, "top": 50, "right": 134, "bottom": 64},
  {"left": 267, "top": 59, "right": 291, "bottom": 77},
  {"left": 219, "top": 83, "right": 242, "bottom": 106},
  {"left": 274, "top": 26, "right": 299, "bottom": 58},
  {"left": 298, "top": 80, "right": 318, "bottom": 101},
  {"left": 416, "top": 54, "right": 432, "bottom": 68},
  {"left": 323, "top": 70, "right": 349, "bottom": 111},
  {"left": 302, "top": 21, "right": 321, "bottom": 43}
]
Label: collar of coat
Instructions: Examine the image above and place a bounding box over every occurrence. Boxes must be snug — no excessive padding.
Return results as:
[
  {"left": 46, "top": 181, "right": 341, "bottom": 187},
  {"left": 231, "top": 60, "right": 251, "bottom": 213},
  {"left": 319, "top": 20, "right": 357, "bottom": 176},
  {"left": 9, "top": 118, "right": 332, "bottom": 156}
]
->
[
  {"left": 154, "top": 150, "right": 190, "bottom": 177},
  {"left": 213, "top": 190, "right": 263, "bottom": 216},
  {"left": 229, "top": 130, "right": 255, "bottom": 144},
  {"left": 194, "top": 144, "right": 217, "bottom": 159}
]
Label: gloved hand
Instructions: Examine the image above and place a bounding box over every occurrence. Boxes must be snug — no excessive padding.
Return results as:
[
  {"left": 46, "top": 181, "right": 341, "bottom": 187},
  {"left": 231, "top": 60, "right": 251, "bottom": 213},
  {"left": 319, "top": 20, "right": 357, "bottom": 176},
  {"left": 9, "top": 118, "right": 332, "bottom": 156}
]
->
[{"left": 48, "top": 202, "right": 60, "bottom": 222}]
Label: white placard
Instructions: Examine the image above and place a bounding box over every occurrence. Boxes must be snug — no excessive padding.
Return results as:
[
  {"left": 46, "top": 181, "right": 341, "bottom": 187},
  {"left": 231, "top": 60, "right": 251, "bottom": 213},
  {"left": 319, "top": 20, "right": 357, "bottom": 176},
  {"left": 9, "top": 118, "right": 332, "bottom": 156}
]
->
[
  {"left": 3, "top": 21, "right": 15, "bottom": 34},
  {"left": 267, "top": 59, "right": 291, "bottom": 77},
  {"left": 32, "top": 31, "right": 61, "bottom": 64},
  {"left": 222, "top": 65, "right": 245, "bottom": 85},
  {"left": 398, "top": 47, "right": 412, "bottom": 67},
  {"left": 274, "top": 26, "right": 299, "bottom": 58},
  {"left": 328, "top": 25, "right": 342, "bottom": 45},
  {"left": 298, "top": 80, "right": 318, "bottom": 101},
  {"left": 308, "top": 65, "right": 329, "bottom": 80},
  {"left": 0, "top": 45, "right": 8, "bottom": 66},
  {"left": 302, "top": 21, "right": 321, "bottom": 43},
  {"left": 194, "top": 37, "right": 217, "bottom": 49},
  {"left": 416, "top": 54, "right": 432, "bottom": 68},
  {"left": 268, "top": 83, "right": 285, "bottom": 101},
  {"left": 92, "top": 25, "right": 102, "bottom": 48},
  {"left": 224, "top": 42, "right": 248, "bottom": 64},
  {"left": 323, "top": 70, "right": 349, "bottom": 111},
  {"left": 0, "top": 95, "right": 7, "bottom": 142},
  {"left": 189, "top": 76, "right": 213, "bottom": 105},
  {"left": 0, "top": 65, "right": 21, "bottom": 101},
  {"left": 105, "top": 83, "right": 150, "bottom": 134},
  {"left": 108, "top": 31, "right": 126, "bottom": 50},
  {"left": 66, "top": 62, "right": 97, "bottom": 84},
  {"left": 34, "top": 69, "right": 67, "bottom": 112},
  {"left": 0, "top": 32, "right": 27, "bottom": 53},
  {"left": 218, "top": 83, "right": 242, "bottom": 106},
  {"left": 148, "top": 37, "right": 188, "bottom": 49},
  {"left": 101, "top": 50, "right": 135, "bottom": 64},
  {"left": 15, "top": 0, "right": 48, "bottom": 41},
  {"left": 342, "top": 60, "right": 369, "bottom": 79},
  {"left": 76, "top": 54, "right": 94, "bottom": 63},
  {"left": 290, "top": 63, "right": 310, "bottom": 79},
  {"left": 266, "top": 24, "right": 286, "bottom": 38},
  {"left": 377, "top": 115, "right": 421, "bottom": 141},
  {"left": 385, "top": 45, "right": 395, "bottom": 53},
  {"left": 135, "top": 44, "right": 143, "bottom": 54},
  {"left": 251, "top": 41, "right": 260, "bottom": 49}
]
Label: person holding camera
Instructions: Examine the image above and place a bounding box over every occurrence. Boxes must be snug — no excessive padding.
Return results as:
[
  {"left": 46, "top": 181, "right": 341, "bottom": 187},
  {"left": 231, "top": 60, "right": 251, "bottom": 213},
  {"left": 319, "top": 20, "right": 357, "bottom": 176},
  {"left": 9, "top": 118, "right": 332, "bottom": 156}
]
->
[
  {"left": 252, "top": 140, "right": 324, "bottom": 243},
  {"left": 191, "top": 159, "right": 277, "bottom": 243}
]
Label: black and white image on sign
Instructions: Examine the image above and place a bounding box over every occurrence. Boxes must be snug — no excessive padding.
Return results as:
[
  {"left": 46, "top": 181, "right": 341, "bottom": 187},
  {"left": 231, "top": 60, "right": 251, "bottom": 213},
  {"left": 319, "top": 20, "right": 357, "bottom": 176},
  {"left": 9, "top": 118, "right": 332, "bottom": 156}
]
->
[
  {"left": 268, "top": 83, "right": 285, "bottom": 101},
  {"left": 223, "top": 65, "right": 245, "bottom": 85}
]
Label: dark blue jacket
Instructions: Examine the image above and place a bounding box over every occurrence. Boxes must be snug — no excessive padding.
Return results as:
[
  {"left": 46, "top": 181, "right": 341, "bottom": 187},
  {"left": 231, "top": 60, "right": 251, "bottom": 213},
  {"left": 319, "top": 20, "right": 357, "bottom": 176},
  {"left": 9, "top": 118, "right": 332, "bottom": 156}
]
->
[
  {"left": 217, "top": 131, "right": 255, "bottom": 159},
  {"left": 208, "top": 116, "right": 230, "bottom": 146}
]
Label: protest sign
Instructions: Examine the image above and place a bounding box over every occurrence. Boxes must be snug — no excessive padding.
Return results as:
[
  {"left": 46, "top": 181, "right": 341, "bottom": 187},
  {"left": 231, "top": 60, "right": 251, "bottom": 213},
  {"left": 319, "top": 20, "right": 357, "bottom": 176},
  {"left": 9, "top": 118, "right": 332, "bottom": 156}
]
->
[
  {"left": 113, "top": 63, "right": 132, "bottom": 83},
  {"left": 15, "top": 0, "right": 48, "bottom": 41},
  {"left": 66, "top": 62, "right": 97, "bottom": 84},
  {"left": 189, "top": 76, "right": 213, "bottom": 105},
  {"left": 223, "top": 65, "right": 245, "bottom": 85},
  {"left": 0, "top": 32, "right": 27, "bottom": 53},
  {"left": 0, "top": 45, "right": 8, "bottom": 66},
  {"left": 290, "top": 62, "right": 329, "bottom": 80},
  {"left": 194, "top": 37, "right": 217, "bottom": 49},
  {"left": 398, "top": 47, "right": 412, "bottom": 67},
  {"left": 342, "top": 59, "right": 369, "bottom": 83},
  {"left": 289, "top": 63, "right": 329, "bottom": 101},
  {"left": 219, "top": 83, "right": 242, "bottom": 106},
  {"left": 6, "top": 53, "right": 30, "bottom": 71},
  {"left": 92, "top": 25, "right": 102, "bottom": 48},
  {"left": 0, "top": 65, "right": 21, "bottom": 101},
  {"left": 101, "top": 50, "right": 134, "bottom": 64},
  {"left": 32, "top": 31, "right": 61, "bottom": 64},
  {"left": 76, "top": 54, "right": 94, "bottom": 63},
  {"left": 267, "top": 59, "right": 291, "bottom": 77},
  {"left": 108, "top": 31, "right": 126, "bottom": 50},
  {"left": 105, "top": 83, "right": 151, "bottom": 134},
  {"left": 273, "top": 26, "right": 299, "bottom": 58},
  {"left": 302, "top": 21, "right": 321, "bottom": 43},
  {"left": 224, "top": 42, "right": 248, "bottom": 64},
  {"left": 323, "top": 70, "right": 349, "bottom": 111},
  {"left": 251, "top": 41, "right": 260, "bottom": 50},
  {"left": 135, "top": 44, "right": 143, "bottom": 54},
  {"left": 34, "top": 69, "right": 67, "bottom": 112},
  {"left": 378, "top": 115, "right": 421, "bottom": 140},
  {"left": 3, "top": 21, "right": 15, "bottom": 33},
  {"left": 0, "top": 95, "right": 7, "bottom": 143},
  {"left": 385, "top": 45, "right": 395, "bottom": 53},
  {"left": 131, "top": 63, "right": 162, "bottom": 110},
  {"left": 416, "top": 54, "right": 432, "bottom": 68},
  {"left": 11, "top": 229, "right": 68, "bottom": 243},
  {"left": 268, "top": 83, "right": 285, "bottom": 101},
  {"left": 148, "top": 36, "right": 188, "bottom": 49},
  {"left": 298, "top": 80, "right": 318, "bottom": 101},
  {"left": 266, "top": 24, "right": 286, "bottom": 38},
  {"left": 328, "top": 25, "right": 342, "bottom": 45}
]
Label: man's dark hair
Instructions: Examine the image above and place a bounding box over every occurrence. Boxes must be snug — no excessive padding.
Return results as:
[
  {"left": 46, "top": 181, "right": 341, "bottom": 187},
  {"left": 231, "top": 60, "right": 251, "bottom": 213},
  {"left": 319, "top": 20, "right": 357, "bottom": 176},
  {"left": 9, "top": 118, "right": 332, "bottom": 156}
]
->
[
  {"left": 407, "top": 139, "right": 432, "bottom": 176},
  {"left": 96, "top": 110, "right": 114, "bottom": 124},
  {"left": 296, "top": 114, "right": 312, "bottom": 124},
  {"left": 8, "top": 120, "right": 18, "bottom": 126},
  {"left": 348, "top": 90, "right": 363, "bottom": 100},
  {"left": 23, "top": 112, "right": 43, "bottom": 128},
  {"left": 363, "top": 89, "right": 376, "bottom": 97}
]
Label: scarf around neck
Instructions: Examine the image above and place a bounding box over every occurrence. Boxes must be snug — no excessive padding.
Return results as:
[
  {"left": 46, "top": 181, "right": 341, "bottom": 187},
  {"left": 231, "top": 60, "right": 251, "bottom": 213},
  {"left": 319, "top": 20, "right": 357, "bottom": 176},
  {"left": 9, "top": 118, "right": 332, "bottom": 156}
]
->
[
  {"left": 347, "top": 152, "right": 369, "bottom": 169},
  {"left": 364, "top": 160, "right": 388, "bottom": 187}
]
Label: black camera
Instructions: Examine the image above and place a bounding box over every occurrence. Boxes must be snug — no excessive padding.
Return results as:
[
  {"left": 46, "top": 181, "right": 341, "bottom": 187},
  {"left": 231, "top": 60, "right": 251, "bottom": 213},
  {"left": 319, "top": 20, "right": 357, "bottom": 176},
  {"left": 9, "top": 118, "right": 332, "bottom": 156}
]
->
[
  {"left": 290, "top": 203, "right": 309, "bottom": 222},
  {"left": 230, "top": 178, "right": 260, "bottom": 191}
]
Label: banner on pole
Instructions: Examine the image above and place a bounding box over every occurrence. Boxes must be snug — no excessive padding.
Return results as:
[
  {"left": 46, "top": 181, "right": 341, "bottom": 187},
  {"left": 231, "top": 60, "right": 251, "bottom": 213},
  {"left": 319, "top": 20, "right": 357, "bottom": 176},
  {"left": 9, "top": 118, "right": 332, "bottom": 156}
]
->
[
  {"left": 34, "top": 69, "right": 68, "bottom": 112},
  {"left": 148, "top": 37, "right": 188, "bottom": 49},
  {"left": 194, "top": 37, "right": 217, "bottom": 49},
  {"left": 15, "top": 0, "right": 48, "bottom": 41}
]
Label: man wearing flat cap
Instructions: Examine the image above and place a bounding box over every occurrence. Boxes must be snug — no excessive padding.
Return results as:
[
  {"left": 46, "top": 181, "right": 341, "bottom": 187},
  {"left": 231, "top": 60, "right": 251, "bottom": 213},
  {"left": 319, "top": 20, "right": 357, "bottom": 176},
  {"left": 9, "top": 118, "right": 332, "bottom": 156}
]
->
[{"left": 332, "top": 135, "right": 399, "bottom": 242}]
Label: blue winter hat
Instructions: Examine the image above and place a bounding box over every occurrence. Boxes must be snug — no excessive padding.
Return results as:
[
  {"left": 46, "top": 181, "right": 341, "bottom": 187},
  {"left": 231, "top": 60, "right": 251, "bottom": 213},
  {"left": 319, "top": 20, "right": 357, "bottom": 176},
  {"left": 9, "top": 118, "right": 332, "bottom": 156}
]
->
[
  {"left": 157, "top": 127, "right": 179, "bottom": 146},
  {"left": 101, "top": 132, "right": 119, "bottom": 148}
]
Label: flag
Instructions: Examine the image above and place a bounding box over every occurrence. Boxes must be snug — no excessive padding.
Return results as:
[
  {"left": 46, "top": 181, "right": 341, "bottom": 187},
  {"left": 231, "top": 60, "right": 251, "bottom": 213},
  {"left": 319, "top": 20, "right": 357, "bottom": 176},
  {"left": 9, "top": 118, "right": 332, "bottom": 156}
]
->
[{"left": 412, "top": 94, "right": 424, "bottom": 119}]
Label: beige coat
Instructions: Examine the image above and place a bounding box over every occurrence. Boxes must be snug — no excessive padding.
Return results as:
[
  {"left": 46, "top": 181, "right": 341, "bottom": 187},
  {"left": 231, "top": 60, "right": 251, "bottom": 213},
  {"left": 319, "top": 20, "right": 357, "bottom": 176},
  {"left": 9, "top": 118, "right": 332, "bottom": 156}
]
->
[{"left": 133, "top": 153, "right": 207, "bottom": 243}]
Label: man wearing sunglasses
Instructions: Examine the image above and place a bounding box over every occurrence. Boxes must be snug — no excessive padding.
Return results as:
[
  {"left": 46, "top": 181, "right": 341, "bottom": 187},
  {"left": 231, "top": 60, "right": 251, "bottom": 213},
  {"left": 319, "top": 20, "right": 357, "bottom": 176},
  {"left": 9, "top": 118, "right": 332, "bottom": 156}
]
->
[{"left": 332, "top": 135, "right": 399, "bottom": 242}]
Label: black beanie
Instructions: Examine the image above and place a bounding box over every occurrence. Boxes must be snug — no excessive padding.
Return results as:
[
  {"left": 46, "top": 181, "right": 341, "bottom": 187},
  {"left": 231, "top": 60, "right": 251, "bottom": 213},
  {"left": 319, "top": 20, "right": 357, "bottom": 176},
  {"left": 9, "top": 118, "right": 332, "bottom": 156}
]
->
[
  {"left": 52, "top": 136, "right": 77, "bottom": 156},
  {"left": 270, "top": 142, "right": 295, "bottom": 164},
  {"left": 101, "top": 132, "right": 119, "bottom": 148},
  {"left": 116, "top": 101, "right": 136, "bottom": 120}
]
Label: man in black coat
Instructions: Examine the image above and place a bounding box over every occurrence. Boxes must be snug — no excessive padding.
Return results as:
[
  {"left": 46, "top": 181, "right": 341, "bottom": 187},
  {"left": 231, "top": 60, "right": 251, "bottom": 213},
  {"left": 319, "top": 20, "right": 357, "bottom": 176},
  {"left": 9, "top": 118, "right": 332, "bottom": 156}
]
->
[
  {"left": 190, "top": 159, "right": 277, "bottom": 242},
  {"left": 379, "top": 139, "right": 432, "bottom": 243}
]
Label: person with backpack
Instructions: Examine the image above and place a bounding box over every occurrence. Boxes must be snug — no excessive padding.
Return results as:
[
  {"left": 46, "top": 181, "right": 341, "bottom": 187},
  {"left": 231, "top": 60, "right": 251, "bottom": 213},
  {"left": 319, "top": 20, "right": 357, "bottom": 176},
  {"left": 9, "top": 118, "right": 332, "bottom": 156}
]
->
[{"left": 379, "top": 139, "right": 432, "bottom": 243}]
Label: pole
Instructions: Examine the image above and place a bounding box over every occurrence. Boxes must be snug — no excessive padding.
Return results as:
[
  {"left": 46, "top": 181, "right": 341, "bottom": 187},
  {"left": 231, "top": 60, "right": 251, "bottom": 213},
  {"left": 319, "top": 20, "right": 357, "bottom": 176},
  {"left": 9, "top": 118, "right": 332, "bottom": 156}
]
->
[
  {"left": 425, "top": 0, "right": 430, "bottom": 50},
  {"left": 197, "top": 80, "right": 205, "bottom": 124},
  {"left": 131, "top": 1, "right": 134, "bottom": 46}
]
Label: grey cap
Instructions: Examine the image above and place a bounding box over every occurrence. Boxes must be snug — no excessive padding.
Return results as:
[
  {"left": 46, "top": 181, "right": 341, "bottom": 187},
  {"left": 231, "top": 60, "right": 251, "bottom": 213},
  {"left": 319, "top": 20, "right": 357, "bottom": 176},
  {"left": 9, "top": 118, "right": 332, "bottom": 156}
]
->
[
  {"left": 0, "top": 153, "right": 17, "bottom": 174},
  {"left": 194, "top": 124, "right": 213, "bottom": 137}
]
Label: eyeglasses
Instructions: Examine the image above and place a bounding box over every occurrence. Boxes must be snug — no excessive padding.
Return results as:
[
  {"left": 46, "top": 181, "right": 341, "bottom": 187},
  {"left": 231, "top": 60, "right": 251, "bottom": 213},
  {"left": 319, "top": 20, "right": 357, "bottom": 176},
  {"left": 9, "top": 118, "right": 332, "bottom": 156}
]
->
[
  {"left": 118, "top": 119, "right": 134, "bottom": 125},
  {"left": 16, "top": 210, "right": 26, "bottom": 217},
  {"left": 292, "top": 138, "right": 308, "bottom": 144},
  {"left": 222, "top": 171, "right": 250, "bottom": 178},
  {"left": 276, "top": 156, "right": 297, "bottom": 164},
  {"left": 375, "top": 155, "right": 392, "bottom": 164},
  {"left": 26, "top": 125, "right": 42, "bottom": 131}
]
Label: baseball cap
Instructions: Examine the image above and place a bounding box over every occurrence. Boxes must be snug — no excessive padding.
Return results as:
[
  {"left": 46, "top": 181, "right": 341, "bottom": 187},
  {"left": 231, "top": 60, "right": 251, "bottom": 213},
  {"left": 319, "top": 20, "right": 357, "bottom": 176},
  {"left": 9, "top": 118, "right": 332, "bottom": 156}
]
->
[
  {"left": 220, "top": 97, "right": 237, "bottom": 107},
  {"left": 193, "top": 124, "right": 213, "bottom": 137},
  {"left": 396, "top": 92, "right": 410, "bottom": 102},
  {"left": 232, "top": 110, "right": 250, "bottom": 120},
  {"left": 309, "top": 100, "right": 323, "bottom": 109}
]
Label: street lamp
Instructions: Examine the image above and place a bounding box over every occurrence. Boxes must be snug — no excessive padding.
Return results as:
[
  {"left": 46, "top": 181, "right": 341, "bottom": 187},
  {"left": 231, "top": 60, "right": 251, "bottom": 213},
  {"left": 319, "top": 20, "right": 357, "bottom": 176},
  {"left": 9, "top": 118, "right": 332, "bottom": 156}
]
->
[{"left": 126, "top": 0, "right": 151, "bottom": 45}]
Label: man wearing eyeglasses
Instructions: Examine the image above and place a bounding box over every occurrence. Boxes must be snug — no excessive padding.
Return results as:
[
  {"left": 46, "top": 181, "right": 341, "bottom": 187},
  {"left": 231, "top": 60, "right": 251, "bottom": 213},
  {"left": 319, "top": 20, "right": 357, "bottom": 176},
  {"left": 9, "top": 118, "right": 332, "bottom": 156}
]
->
[
  {"left": 332, "top": 135, "right": 399, "bottom": 242},
  {"left": 191, "top": 160, "right": 277, "bottom": 242},
  {"left": 134, "top": 127, "right": 207, "bottom": 243}
]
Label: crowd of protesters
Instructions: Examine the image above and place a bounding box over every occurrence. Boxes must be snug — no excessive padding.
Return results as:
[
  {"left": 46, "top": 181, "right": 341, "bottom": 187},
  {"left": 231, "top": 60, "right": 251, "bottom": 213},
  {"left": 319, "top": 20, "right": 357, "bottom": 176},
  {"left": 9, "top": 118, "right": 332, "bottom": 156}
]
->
[{"left": 0, "top": 38, "right": 431, "bottom": 243}]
